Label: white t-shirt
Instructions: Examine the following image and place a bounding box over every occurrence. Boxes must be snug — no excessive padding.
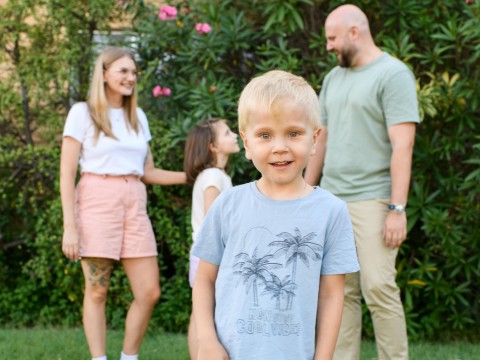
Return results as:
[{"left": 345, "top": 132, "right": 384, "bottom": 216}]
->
[
  {"left": 63, "top": 102, "right": 152, "bottom": 176},
  {"left": 191, "top": 167, "right": 232, "bottom": 242}
]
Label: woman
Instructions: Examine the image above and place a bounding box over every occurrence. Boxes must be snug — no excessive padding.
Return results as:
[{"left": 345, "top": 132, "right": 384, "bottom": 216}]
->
[{"left": 60, "top": 47, "right": 185, "bottom": 360}]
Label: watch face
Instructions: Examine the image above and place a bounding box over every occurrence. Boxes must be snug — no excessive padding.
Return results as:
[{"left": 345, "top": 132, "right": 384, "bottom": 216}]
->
[{"left": 388, "top": 204, "right": 405, "bottom": 213}]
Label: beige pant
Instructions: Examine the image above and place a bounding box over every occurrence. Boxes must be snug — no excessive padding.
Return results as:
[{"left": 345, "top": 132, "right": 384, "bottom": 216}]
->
[{"left": 333, "top": 199, "right": 408, "bottom": 360}]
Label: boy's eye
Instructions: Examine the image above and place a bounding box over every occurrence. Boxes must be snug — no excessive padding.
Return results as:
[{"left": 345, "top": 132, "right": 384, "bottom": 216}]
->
[
  {"left": 289, "top": 131, "right": 301, "bottom": 137},
  {"left": 259, "top": 133, "right": 270, "bottom": 139}
]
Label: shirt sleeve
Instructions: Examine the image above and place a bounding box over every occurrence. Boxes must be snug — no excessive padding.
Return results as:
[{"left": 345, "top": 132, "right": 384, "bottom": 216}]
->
[
  {"left": 321, "top": 202, "right": 360, "bottom": 275},
  {"left": 63, "top": 102, "right": 89, "bottom": 143},
  {"left": 137, "top": 108, "right": 152, "bottom": 142},
  {"left": 191, "top": 191, "right": 226, "bottom": 265},
  {"left": 383, "top": 69, "right": 420, "bottom": 127},
  {"left": 200, "top": 169, "right": 226, "bottom": 193}
]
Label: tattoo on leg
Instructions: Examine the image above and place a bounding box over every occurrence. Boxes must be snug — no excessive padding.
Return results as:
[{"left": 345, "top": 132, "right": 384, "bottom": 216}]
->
[{"left": 86, "top": 259, "right": 113, "bottom": 287}]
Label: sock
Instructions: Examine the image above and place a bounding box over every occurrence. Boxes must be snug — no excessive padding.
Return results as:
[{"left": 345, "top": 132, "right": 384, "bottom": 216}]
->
[
  {"left": 92, "top": 356, "right": 107, "bottom": 360},
  {"left": 120, "top": 352, "right": 138, "bottom": 360}
]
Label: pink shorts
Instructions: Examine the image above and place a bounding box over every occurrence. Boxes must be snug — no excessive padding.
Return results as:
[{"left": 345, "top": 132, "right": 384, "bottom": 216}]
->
[{"left": 75, "top": 173, "right": 157, "bottom": 260}]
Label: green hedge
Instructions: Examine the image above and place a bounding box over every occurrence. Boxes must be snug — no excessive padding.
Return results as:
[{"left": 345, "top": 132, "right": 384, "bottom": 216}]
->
[{"left": 0, "top": 0, "right": 479, "bottom": 341}]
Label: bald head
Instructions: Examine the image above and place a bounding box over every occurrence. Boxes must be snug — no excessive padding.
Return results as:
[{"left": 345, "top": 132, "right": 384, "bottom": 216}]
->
[
  {"left": 326, "top": 4, "right": 370, "bottom": 38},
  {"left": 324, "top": 4, "right": 380, "bottom": 68}
]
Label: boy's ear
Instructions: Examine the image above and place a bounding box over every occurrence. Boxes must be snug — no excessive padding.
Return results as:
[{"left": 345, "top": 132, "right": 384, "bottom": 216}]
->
[
  {"left": 239, "top": 131, "right": 252, "bottom": 160},
  {"left": 310, "top": 128, "right": 321, "bottom": 156}
]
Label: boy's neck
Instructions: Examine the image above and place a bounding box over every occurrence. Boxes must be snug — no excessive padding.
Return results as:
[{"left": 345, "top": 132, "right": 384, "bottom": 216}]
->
[{"left": 255, "top": 178, "right": 313, "bottom": 200}]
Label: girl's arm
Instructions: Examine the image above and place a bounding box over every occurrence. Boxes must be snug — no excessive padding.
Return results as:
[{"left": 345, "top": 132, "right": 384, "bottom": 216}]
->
[
  {"left": 193, "top": 260, "right": 229, "bottom": 360},
  {"left": 204, "top": 186, "right": 221, "bottom": 214},
  {"left": 142, "top": 146, "right": 187, "bottom": 185},
  {"left": 60, "top": 137, "right": 82, "bottom": 261},
  {"left": 314, "top": 274, "right": 345, "bottom": 360}
]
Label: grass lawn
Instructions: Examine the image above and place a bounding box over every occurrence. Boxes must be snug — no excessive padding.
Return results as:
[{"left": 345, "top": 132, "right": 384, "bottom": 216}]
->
[{"left": 0, "top": 327, "right": 478, "bottom": 359}]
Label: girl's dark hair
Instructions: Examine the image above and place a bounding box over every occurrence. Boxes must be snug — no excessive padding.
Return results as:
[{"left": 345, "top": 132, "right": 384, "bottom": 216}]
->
[{"left": 184, "top": 118, "right": 225, "bottom": 184}]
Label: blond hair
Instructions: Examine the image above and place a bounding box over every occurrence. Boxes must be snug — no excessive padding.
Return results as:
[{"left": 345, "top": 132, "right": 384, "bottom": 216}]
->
[
  {"left": 87, "top": 47, "right": 140, "bottom": 141},
  {"left": 238, "top": 70, "right": 320, "bottom": 132}
]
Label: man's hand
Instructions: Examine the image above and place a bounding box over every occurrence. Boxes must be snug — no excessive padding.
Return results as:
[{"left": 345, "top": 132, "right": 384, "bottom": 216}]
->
[{"left": 383, "top": 212, "right": 407, "bottom": 248}]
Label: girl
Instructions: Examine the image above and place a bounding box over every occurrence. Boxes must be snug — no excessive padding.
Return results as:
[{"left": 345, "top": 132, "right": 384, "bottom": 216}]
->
[
  {"left": 60, "top": 47, "right": 186, "bottom": 360},
  {"left": 183, "top": 118, "right": 240, "bottom": 359}
]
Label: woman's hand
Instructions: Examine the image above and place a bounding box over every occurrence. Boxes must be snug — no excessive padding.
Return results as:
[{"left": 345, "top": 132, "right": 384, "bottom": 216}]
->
[{"left": 62, "top": 228, "right": 80, "bottom": 261}]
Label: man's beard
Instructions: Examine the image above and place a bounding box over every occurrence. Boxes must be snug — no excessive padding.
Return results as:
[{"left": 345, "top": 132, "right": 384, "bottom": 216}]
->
[{"left": 338, "top": 47, "right": 355, "bottom": 68}]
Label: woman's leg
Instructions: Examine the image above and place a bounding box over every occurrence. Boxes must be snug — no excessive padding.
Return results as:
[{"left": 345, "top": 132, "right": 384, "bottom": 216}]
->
[
  {"left": 81, "top": 257, "right": 114, "bottom": 358},
  {"left": 121, "top": 256, "right": 161, "bottom": 355}
]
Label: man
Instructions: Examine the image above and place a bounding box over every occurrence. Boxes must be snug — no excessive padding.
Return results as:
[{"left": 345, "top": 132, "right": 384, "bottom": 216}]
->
[{"left": 305, "top": 4, "right": 419, "bottom": 360}]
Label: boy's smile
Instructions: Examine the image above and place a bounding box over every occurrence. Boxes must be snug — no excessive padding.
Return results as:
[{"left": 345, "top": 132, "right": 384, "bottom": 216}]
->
[{"left": 240, "top": 100, "right": 319, "bottom": 199}]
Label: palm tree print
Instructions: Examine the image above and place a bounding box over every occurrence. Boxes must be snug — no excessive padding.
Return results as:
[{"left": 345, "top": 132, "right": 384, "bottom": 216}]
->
[
  {"left": 269, "top": 227, "right": 322, "bottom": 309},
  {"left": 262, "top": 274, "right": 297, "bottom": 310},
  {"left": 233, "top": 247, "right": 282, "bottom": 306}
]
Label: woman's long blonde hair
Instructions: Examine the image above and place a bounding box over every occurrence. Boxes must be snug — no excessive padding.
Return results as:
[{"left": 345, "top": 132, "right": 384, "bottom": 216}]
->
[{"left": 87, "top": 47, "right": 140, "bottom": 141}]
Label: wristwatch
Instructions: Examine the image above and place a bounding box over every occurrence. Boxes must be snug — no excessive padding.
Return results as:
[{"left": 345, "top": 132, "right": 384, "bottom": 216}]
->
[{"left": 388, "top": 203, "right": 406, "bottom": 214}]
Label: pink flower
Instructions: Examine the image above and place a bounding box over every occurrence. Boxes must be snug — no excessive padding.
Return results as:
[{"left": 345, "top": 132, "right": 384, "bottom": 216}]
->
[
  {"left": 158, "top": 5, "right": 177, "bottom": 20},
  {"left": 152, "top": 85, "right": 162, "bottom": 97},
  {"left": 195, "top": 23, "right": 212, "bottom": 35},
  {"left": 152, "top": 85, "right": 171, "bottom": 97}
]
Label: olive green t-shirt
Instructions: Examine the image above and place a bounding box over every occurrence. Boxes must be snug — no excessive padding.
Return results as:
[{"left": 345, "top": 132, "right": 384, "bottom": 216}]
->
[{"left": 319, "top": 53, "right": 419, "bottom": 202}]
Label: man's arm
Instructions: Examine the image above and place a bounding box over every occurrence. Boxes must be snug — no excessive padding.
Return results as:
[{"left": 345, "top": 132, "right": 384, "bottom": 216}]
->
[
  {"left": 193, "top": 260, "right": 229, "bottom": 360},
  {"left": 384, "top": 122, "right": 416, "bottom": 248},
  {"left": 314, "top": 274, "right": 345, "bottom": 360},
  {"left": 305, "top": 126, "right": 328, "bottom": 186}
]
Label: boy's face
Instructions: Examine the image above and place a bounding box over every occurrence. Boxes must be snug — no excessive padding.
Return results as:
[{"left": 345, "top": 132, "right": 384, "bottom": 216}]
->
[{"left": 240, "top": 100, "right": 319, "bottom": 192}]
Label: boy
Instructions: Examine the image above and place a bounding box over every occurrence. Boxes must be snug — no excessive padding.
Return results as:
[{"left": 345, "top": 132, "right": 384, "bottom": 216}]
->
[{"left": 191, "top": 70, "right": 359, "bottom": 360}]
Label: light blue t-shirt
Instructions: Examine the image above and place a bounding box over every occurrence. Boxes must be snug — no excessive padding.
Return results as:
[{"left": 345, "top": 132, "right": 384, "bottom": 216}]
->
[{"left": 191, "top": 182, "right": 360, "bottom": 360}]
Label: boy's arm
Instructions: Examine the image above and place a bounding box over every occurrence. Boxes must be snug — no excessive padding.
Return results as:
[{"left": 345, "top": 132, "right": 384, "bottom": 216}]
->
[
  {"left": 314, "top": 274, "right": 345, "bottom": 360},
  {"left": 193, "top": 260, "right": 229, "bottom": 360}
]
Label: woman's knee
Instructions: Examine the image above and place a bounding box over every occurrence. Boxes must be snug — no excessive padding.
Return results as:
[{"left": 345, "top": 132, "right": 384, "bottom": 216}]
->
[
  {"left": 151, "top": 285, "right": 161, "bottom": 304},
  {"left": 136, "top": 284, "right": 161, "bottom": 306},
  {"left": 85, "top": 285, "right": 109, "bottom": 304}
]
